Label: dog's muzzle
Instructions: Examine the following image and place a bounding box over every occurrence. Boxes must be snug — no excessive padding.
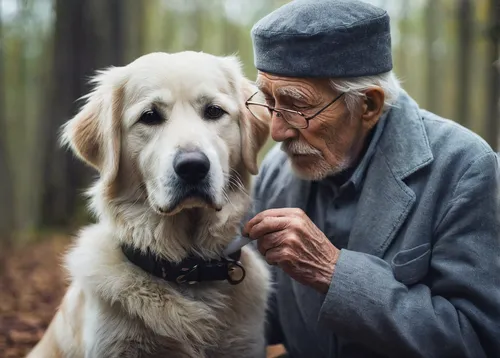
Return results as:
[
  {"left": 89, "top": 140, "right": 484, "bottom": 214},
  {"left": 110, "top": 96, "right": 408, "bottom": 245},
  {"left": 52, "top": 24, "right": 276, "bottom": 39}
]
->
[{"left": 158, "top": 149, "right": 221, "bottom": 215}]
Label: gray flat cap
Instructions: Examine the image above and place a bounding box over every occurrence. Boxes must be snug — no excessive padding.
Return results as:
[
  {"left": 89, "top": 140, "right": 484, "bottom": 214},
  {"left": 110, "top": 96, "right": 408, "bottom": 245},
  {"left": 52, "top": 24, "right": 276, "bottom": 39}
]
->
[{"left": 250, "top": 0, "right": 393, "bottom": 78}]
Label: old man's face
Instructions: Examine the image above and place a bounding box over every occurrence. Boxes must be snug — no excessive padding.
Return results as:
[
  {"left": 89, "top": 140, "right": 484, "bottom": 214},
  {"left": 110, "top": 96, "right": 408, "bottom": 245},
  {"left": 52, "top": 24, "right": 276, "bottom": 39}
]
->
[{"left": 255, "top": 71, "right": 383, "bottom": 181}]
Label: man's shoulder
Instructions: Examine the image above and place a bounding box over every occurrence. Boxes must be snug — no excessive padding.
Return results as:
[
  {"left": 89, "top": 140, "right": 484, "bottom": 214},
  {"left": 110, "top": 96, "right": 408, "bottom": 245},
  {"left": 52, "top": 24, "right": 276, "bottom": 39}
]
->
[{"left": 420, "top": 109, "right": 497, "bottom": 169}]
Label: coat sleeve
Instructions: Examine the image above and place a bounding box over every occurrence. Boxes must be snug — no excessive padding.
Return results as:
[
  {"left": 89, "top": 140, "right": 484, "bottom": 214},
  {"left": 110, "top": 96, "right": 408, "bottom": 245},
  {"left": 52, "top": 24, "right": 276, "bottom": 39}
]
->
[{"left": 318, "top": 152, "right": 500, "bottom": 358}]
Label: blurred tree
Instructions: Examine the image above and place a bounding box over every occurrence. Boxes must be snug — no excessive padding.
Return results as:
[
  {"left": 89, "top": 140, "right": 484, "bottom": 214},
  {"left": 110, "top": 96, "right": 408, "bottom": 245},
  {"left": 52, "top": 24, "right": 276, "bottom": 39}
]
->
[
  {"left": 40, "top": 0, "right": 126, "bottom": 228},
  {"left": 40, "top": 0, "right": 87, "bottom": 228},
  {"left": 486, "top": 0, "right": 500, "bottom": 150},
  {"left": 7, "top": 0, "right": 48, "bottom": 235},
  {"left": 457, "top": 0, "right": 473, "bottom": 127},
  {"left": 190, "top": 1, "right": 204, "bottom": 51},
  {"left": 425, "top": 0, "right": 442, "bottom": 113},
  {"left": 124, "top": 0, "right": 145, "bottom": 62},
  {"left": 0, "top": 0, "right": 15, "bottom": 239},
  {"left": 143, "top": 0, "right": 164, "bottom": 54},
  {"left": 224, "top": 17, "right": 240, "bottom": 56},
  {"left": 396, "top": 0, "right": 410, "bottom": 77}
]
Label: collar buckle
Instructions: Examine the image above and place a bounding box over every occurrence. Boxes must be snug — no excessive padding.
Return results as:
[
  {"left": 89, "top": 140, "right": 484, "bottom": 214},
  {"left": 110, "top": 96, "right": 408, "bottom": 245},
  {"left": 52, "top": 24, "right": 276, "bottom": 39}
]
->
[
  {"left": 227, "top": 260, "right": 246, "bottom": 285},
  {"left": 176, "top": 264, "right": 199, "bottom": 284}
]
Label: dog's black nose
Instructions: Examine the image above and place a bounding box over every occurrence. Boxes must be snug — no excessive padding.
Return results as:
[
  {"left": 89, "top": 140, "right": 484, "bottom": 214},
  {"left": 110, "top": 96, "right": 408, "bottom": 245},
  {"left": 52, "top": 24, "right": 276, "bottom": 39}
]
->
[{"left": 173, "top": 151, "right": 210, "bottom": 184}]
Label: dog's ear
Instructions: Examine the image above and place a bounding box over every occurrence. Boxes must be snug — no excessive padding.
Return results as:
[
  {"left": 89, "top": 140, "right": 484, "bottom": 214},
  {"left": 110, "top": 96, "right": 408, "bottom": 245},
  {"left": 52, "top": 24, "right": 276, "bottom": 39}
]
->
[
  {"left": 60, "top": 66, "right": 125, "bottom": 192},
  {"left": 239, "top": 79, "right": 271, "bottom": 175},
  {"left": 220, "top": 55, "right": 271, "bottom": 175}
]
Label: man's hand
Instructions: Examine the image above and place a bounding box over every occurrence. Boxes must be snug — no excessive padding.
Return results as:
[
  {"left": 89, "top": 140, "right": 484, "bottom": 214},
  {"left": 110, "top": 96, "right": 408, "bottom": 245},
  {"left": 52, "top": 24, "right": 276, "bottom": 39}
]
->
[{"left": 243, "top": 208, "right": 340, "bottom": 294}]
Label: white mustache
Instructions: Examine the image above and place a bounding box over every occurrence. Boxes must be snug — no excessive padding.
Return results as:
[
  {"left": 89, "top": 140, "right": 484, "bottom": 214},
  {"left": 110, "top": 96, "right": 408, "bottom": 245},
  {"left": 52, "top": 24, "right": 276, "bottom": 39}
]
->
[{"left": 281, "top": 140, "right": 322, "bottom": 156}]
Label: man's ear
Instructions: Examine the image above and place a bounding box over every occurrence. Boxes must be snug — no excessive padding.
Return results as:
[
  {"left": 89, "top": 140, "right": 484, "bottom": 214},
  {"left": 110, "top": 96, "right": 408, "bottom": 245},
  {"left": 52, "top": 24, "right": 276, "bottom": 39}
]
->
[
  {"left": 239, "top": 79, "right": 271, "bottom": 175},
  {"left": 60, "top": 66, "right": 125, "bottom": 191},
  {"left": 361, "top": 86, "right": 385, "bottom": 130}
]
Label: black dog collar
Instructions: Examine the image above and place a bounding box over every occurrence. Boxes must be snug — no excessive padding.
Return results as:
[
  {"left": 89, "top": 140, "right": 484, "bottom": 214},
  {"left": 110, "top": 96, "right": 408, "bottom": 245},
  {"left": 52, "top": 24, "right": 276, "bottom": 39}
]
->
[{"left": 121, "top": 245, "right": 246, "bottom": 285}]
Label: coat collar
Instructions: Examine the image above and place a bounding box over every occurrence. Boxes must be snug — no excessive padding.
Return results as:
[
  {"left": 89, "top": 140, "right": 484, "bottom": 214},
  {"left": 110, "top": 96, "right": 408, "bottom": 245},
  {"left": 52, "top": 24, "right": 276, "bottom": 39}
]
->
[
  {"left": 285, "top": 90, "right": 434, "bottom": 258},
  {"left": 348, "top": 90, "right": 433, "bottom": 257},
  {"left": 376, "top": 90, "right": 434, "bottom": 179}
]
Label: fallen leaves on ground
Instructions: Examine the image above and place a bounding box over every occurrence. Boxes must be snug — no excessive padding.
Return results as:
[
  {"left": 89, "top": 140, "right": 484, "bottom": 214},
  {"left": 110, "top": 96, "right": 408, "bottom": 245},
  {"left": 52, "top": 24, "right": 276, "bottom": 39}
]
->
[{"left": 0, "top": 235, "right": 70, "bottom": 358}]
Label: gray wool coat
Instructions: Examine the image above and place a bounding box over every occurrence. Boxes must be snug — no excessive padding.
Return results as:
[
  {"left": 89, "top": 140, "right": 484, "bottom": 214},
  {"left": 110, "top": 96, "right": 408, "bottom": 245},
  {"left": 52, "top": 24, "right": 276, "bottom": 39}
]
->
[{"left": 247, "top": 90, "right": 500, "bottom": 358}]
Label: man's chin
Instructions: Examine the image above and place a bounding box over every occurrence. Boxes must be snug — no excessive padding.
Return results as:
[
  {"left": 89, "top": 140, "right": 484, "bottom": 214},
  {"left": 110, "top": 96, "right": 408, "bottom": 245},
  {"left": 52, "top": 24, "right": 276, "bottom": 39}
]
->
[
  {"left": 288, "top": 156, "right": 340, "bottom": 181},
  {"left": 290, "top": 165, "right": 329, "bottom": 181}
]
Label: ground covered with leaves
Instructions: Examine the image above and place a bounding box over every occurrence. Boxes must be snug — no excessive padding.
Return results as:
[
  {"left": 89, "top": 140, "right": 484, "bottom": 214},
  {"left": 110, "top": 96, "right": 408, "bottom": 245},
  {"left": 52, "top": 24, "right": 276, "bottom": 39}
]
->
[
  {"left": 0, "top": 235, "right": 70, "bottom": 357},
  {"left": 0, "top": 235, "right": 286, "bottom": 358}
]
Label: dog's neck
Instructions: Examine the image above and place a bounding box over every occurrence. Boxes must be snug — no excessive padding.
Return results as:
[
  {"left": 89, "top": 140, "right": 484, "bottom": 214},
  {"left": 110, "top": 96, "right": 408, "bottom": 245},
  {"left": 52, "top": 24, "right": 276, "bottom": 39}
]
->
[{"left": 87, "top": 178, "right": 251, "bottom": 263}]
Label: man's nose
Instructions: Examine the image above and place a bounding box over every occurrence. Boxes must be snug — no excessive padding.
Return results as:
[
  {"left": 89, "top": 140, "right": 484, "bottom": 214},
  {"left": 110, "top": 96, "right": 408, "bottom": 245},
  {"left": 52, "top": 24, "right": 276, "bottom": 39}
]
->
[{"left": 270, "top": 112, "right": 298, "bottom": 142}]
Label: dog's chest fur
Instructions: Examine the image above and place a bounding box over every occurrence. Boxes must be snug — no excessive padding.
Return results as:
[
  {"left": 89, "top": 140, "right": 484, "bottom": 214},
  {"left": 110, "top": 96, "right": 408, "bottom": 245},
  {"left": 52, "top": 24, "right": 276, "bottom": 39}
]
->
[
  {"left": 64, "top": 205, "right": 270, "bottom": 358},
  {"left": 85, "top": 300, "right": 200, "bottom": 358},
  {"left": 86, "top": 296, "right": 266, "bottom": 358}
]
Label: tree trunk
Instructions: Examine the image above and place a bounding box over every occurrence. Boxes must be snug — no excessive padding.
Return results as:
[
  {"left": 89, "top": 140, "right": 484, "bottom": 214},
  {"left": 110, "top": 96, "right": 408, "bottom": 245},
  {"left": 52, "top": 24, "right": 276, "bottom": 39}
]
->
[
  {"left": 486, "top": 0, "right": 500, "bottom": 151},
  {"left": 456, "top": 0, "right": 473, "bottom": 128},
  {"left": 224, "top": 17, "right": 239, "bottom": 55},
  {"left": 0, "top": 0, "right": 14, "bottom": 240},
  {"left": 40, "top": 0, "right": 126, "bottom": 228},
  {"left": 425, "top": 0, "right": 441, "bottom": 113},
  {"left": 40, "top": 0, "right": 86, "bottom": 228},
  {"left": 124, "top": 0, "right": 145, "bottom": 62}
]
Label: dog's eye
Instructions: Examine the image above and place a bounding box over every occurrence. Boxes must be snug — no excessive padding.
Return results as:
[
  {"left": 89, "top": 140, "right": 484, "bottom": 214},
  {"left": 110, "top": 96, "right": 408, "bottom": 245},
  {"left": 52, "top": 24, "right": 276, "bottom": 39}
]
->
[
  {"left": 204, "top": 105, "right": 226, "bottom": 120},
  {"left": 139, "top": 109, "right": 163, "bottom": 126}
]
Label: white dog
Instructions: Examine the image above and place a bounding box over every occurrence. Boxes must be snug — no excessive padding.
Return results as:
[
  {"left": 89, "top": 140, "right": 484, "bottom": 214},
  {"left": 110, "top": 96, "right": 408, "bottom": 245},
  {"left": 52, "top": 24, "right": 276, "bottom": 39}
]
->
[{"left": 27, "top": 51, "right": 271, "bottom": 358}]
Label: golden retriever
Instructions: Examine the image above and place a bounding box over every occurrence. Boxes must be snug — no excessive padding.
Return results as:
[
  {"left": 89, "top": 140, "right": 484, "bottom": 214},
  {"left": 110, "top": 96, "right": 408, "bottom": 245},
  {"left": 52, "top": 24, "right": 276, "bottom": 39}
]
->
[{"left": 27, "top": 51, "right": 271, "bottom": 358}]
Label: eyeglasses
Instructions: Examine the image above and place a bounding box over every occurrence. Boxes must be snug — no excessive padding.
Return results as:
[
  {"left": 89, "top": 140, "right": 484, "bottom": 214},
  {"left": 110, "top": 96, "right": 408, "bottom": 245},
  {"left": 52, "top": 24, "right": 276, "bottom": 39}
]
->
[{"left": 245, "top": 91, "right": 345, "bottom": 129}]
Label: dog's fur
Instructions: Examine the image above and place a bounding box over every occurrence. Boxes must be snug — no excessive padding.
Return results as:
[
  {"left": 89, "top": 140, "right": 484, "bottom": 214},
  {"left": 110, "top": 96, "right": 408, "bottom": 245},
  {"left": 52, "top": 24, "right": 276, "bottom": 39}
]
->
[{"left": 27, "top": 51, "right": 271, "bottom": 358}]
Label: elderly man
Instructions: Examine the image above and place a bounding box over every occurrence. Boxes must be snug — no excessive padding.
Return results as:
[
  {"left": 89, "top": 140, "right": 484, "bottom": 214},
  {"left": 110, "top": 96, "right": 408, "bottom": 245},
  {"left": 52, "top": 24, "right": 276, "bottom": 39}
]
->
[{"left": 240, "top": 0, "right": 500, "bottom": 357}]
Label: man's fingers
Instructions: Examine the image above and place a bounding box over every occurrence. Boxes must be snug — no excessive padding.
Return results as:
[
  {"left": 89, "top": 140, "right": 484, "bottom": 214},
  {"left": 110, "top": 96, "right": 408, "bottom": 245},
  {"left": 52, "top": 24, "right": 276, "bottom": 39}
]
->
[
  {"left": 243, "top": 209, "right": 286, "bottom": 235},
  {"left": 264, "top": 246, "right": 281, "bottom": 265},
  {"left": 243, "top": 207, "right": 305, "bottom": 235},
  {"left": 247, "top": 216, "right": 290, "bottom": 240},
  {"left": 257, "top": 231, "right": 286, "bottom": 257},
  {"left": 264, "top": 245, "right": 295, "bottom": 267}
]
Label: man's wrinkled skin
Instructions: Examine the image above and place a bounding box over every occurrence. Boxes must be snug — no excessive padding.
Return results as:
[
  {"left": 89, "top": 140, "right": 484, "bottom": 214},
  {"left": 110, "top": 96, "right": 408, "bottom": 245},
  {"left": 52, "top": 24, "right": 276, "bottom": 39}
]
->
[
  {"left": 243, "top": 208, "right": 339, "bottom": 294},
  {"left": 246, "top": 72, "right": 386, "bottom": 293}
]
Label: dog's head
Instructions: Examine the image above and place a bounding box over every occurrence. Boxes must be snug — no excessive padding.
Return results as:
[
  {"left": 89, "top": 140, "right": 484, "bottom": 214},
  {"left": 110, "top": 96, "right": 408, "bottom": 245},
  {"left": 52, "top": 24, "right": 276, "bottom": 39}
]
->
[{"left": 61, "top": 51, "right": 270, "bottom": 217}]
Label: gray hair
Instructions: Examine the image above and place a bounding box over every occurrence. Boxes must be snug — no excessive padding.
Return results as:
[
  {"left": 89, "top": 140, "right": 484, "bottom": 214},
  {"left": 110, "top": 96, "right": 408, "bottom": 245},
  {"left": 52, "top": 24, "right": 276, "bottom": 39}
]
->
[{"left": 329, "top": 71, "right": 401, "bottom": 114}]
